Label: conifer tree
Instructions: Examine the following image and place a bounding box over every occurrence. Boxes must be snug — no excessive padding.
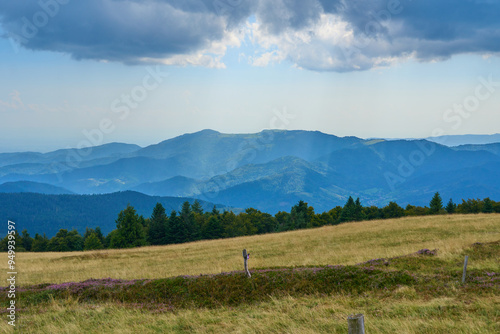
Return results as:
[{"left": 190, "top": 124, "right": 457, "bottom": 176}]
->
[
  {"left": 148, "top": 203, "right": 168, "bottom": 245},
  {"left": 445, "top": 198, "right": 456, "bottom": 214},
  {"left": 168, "top": 210, "right": 188, "bottom": 244},
  {"left": 353, "top": 198, "right": 366, "bottom": 221},
  {"left": 94, "top": 226, "right": 106, "bottom": 246},
  {"left": 339, "top": 196, "right": 356, "bottom": 222},
  {"left": 429, "top": 192, "right": 443, "bottom": 214},
  {"left": 181, "top": 201, "right": 200, "bottom": 241},
  {"left": 211, "top": 205, "right": 220, "bottom": 216},
  {"left": 482, "top": 198, "right": 494, "bottom": 213},
  {"left": 191, "top": 200, "right": 204, "bottom": 214},
  {"left": 203, "top": 216, "right": 223, "bottom": 239},
  {"left": 21, "top": 229, "right": 33, "bottom": 251},
  {"left": 291, "top": 200, "right": 311, "bottom": 229}
]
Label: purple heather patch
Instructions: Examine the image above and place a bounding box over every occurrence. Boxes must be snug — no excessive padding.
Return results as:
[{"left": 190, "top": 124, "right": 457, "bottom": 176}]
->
[
  {"left": 44, "top": 278, "right": 141, "bottom": 292},
  {"left": 416, "top": 249, "right": 438, "bottom": 256}
]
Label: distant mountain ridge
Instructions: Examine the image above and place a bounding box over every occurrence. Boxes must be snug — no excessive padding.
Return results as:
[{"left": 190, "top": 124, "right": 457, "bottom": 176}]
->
[
  {"left": 453, "top": 143, "right": 500, "bottom": 156},
  {"left": 0, "top": 142, "right": 141, "bottom": 167},
  {"left": 0, "top": 181, "right": 73, "bottom": 195},
  {"left": 425, "top": 133, "right": 500, "bottom": 147},
  {"left": 1, "top": 130, "right": 499, "bottom": 215}
]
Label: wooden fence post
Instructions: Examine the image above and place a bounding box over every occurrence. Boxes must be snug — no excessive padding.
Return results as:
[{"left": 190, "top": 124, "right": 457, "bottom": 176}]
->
[
  {"left": 462, "top": 255, "right": 469, "bottom": 284},
  {"left": 348, "top": 314, "right": 365, "bottom": 334},
  {"left": 242, "top": 249, "right": 251, "bottom": 278}
]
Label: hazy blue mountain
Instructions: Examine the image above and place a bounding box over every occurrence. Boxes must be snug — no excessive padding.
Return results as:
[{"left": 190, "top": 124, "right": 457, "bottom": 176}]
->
[
  {"left": 130, "top": 156, "right": 347, "bottom": 213},
  {"left": 0, "top": 152, "right": 45, "bottom": 168},
  {"left": 425, "top": 134, "right": 500, "bottom": 147},
  {"left": 0, "top": 191, "right": 224, "bottom": 238},
  {"left": 0, "top": 142, "right": 141, "bottom": 168},
  {"left": 45, "top": 142, "right": 141, "bottom": 159},
  {"left": 315, "top": 140, "right": 499, "bottom": 190},
  {"left": 195, "top": 158, "right": 348, "bottom": 213},
  {"left": 0, "top": 162, "right": 61, "bottom": 178},
  {"left": 0, "top": 156, "right": 198, "bottom": 194},
  {"left": 453, "top": 143, "right": 500, "bottom": 156},
  {"left": 135, "top": 129, "right": 362, "bottom": 161},
  {"left": 358, "top": 140, "right": 500, "bottom": 176},
  {"left": 185, "top": 140, "right": 500, "bottom": 212},
  {"left": 132, "top": 176, "right": 202, "bottom": 197},
  {"left": 196, "top": 156, "right": 329, "bottom": 194},
  {"left": 56, "top": 156, "right": 190, "bottom": 193},
  {"left": 0, "top": 130, "right": 364, "bottom": 194},
  {"left": 393, "top": 161, "right": 500, "bottom": 206},
  {"left": 1, "top": 130, "right": 499, "bottom": 215},
  {"left": 0, "top": 181, "right": 74, "bottom": 195},
  {"left": 131, "top": 129, "right": 363, "bottom": 177}
]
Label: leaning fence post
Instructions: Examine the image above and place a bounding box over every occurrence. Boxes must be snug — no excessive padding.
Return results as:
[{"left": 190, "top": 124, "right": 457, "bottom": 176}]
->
[
  {"left": 462, "top": 255, "right": 469, "bottom": 284},
  {"left": 348, "top": 314, "right": 365, "bottom": 334},
  {"left": 242, "top": 249, "right": 251, "bottom": 278}
]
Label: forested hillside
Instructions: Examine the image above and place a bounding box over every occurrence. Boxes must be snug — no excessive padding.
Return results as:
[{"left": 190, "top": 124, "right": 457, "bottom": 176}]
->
[
  {"left": 4, "top": 192, "right": 498, "bottom": 252},
  {"left": 0, "top": 191, "right": 224, "bottom": 237}
]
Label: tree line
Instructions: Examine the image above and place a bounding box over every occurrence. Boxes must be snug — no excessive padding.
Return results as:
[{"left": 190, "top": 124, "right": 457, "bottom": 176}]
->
[{"left": 2, "top": 193, "right": 499, "bottom": 252}]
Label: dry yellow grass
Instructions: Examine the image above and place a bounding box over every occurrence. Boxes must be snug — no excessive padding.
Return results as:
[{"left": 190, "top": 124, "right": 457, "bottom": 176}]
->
[
  {"left": 4, "top": 293, "right": 499, "bottom": 333},
  {"left": 10, "top": 213, "right": 500, "bottom": 286}
]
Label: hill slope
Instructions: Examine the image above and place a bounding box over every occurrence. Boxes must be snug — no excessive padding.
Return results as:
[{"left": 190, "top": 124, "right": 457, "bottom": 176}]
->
[
  {"left": 15, "top": 214, "right": 500, "bottom": 284},
  {"left": 0, "top": 191, "right": 224, "bottom": 237},
  {"left": 8, "top": 214, "right": 500, "bottom": 334}
]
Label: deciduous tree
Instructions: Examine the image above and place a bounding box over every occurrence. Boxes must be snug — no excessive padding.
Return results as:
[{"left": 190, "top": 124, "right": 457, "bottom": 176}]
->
[{"left": 110, "top": 205, "right": 147, "bottom": 248}]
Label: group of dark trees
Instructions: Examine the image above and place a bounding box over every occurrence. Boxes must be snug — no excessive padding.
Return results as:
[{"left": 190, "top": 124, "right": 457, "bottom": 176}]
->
[
  {"left": 0, "top": 227, "right": 107, "bottom": 253},
  {"left": 2, "top": 193, "right": 499, "bottom": 252}
]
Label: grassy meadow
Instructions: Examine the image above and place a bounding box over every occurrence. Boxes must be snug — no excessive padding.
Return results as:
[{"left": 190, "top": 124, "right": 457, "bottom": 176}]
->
[
  {"left": 2, "top": 214, "right": 499, "bottom": 333},
  {"left": 13, "top": 214, "right": 500, "bottom": 285}
]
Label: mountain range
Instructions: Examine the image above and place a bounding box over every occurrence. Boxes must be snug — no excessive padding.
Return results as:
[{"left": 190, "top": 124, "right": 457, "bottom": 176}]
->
[{"left": 1, "top": 130, "right": 499, "bottom": 215}]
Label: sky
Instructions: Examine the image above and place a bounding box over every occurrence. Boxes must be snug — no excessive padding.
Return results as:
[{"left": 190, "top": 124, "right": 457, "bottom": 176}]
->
[{"left": 1, "top": 0, "right": 499, "bottom": 152}]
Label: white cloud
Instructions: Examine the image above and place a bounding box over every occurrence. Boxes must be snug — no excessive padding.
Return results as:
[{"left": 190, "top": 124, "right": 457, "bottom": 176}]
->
[
  {"left": 250, "top": 50, "right": 285, "bottom": 67},
  {"left": 248, "top": 13, "right": 385, "bottom": 71},
  {"left": 140, "top": 25, "right": 245, "bottom": 68}
]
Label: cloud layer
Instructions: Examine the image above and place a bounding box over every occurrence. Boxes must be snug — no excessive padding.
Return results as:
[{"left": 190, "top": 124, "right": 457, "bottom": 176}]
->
[{"left": 1, "top": 0, "right": 499, "bottom": 71}]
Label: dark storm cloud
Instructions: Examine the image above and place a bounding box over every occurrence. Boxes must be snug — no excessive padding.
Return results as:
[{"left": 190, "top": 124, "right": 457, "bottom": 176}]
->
[
  {"left": 0, "top": 0, "right": 499, "bottom": 70},
  {"left": 254, "top": 0, "right": 324, "bottom": 34},
  {"left": 0, "top": 0, "right": 252, "bottom": 63},
  {"left": 328, "top": 0, "right": 500, "bottom": 60}
]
